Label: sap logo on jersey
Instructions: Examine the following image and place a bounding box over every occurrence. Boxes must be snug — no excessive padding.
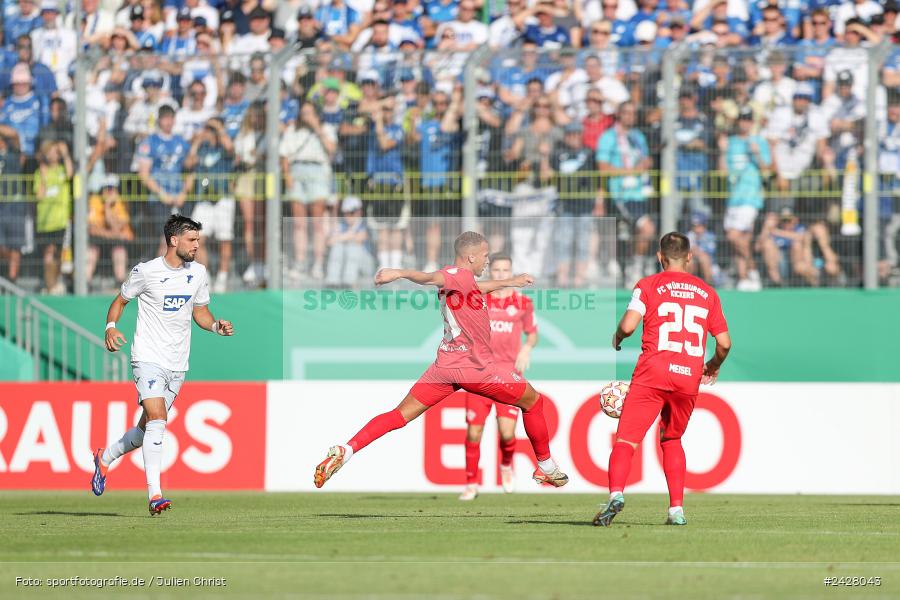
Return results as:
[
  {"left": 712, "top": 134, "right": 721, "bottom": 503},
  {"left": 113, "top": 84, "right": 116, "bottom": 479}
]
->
[{"left": 163, "top": 295, "right": 192, "bottom": 311}]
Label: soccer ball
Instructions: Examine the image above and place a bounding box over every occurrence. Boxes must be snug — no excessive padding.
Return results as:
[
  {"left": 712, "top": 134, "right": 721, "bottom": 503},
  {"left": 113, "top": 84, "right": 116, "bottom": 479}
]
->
[{"left": 599, "top": 380, "right": 629, "bottom": 419}]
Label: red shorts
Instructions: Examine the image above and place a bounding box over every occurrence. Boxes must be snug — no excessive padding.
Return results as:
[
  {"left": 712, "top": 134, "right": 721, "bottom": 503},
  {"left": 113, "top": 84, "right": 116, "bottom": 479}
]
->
[
  {"left": 409, "top": 363, "right": 527, "bottom": 408},
  {"left": 465, "top": 393, "right": 520, "bottom": 425},
  {"left": 615, "top": 382, "right": 697, "bottom": 445}
]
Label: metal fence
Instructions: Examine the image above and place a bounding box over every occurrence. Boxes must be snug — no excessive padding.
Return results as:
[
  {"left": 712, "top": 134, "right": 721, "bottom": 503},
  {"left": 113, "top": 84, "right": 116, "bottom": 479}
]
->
[
  {"left": 0, "top": 43, "right": 896, "bottom": 293},
  {"left": 0, "top": 276, "right": 128, "bottom": 381}
]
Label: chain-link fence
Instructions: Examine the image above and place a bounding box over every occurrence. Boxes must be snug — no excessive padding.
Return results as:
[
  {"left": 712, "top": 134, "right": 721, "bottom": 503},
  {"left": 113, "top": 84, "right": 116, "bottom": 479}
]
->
[{"left": 0, "top": 42, "right": 895, "bottom": 294}]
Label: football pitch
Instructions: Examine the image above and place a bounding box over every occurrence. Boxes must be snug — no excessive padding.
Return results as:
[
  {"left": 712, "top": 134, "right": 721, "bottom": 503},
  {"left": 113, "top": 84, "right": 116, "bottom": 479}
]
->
[{"left": 1, "top": 491, "right": 899, "bottom": 599}]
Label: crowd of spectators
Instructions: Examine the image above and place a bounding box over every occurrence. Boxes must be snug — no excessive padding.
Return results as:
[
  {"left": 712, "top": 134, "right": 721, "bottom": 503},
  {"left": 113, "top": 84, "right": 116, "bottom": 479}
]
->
[{"left": 0, "top": 0, "right": 898, "bottom": 292}]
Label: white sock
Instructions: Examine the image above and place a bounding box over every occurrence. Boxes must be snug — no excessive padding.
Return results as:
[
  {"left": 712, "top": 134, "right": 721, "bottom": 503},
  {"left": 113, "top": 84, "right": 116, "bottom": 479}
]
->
[
  {"left": 341, "top": 444, "right": 354, "bottom": 461},
  {"left": 378, "top": 251, "right": 389, "bottom": 268},
  {"left": 537, "top": 458, "right": 557, "bottom": 473},
  {"left": 668, "top": 505, "right": 683, "bottom": 515},
  {"left": 611, "top": 491, "right": 624, "bottom": 500},
  {"left": 389, "top": 250, "right": 402, "bottom": 268},
  {"left": 102, "top": 426, "right": 145, "bottom": 466},
  {"left": 143, "top": 420, "right": 166, "bottom": 500}
]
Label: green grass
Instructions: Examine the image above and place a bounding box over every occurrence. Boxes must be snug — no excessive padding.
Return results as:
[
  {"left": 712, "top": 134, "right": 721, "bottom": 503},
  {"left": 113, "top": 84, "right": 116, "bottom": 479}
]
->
[{"left": 1, "top": 492, "right": 899, "bottom": 599}]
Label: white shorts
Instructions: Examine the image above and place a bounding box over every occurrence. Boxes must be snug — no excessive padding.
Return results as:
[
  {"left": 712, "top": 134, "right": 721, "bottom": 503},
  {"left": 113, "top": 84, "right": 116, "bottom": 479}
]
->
[
  {"left": 287, "top": 162, "right": 332, "bottom": 204},
  {"left": 724, "top": 205, "right": 759, "bottom": 233},
  {"left": 132, "top": 361, "right": 185, "bottom": 411},
  {"left": 191, "top": 198, "right": 235, "bottom": 242}
]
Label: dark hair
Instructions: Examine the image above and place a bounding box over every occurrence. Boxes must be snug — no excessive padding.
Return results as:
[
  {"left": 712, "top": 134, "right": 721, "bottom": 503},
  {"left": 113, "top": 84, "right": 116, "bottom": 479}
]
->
[
  {"left": 489, "top": 252, "right": 512, "bottom": 266},
  {"left": 164, "top": 214, "right": 202, "bottom": 246},
  {"left": 454, "top": 231, "right": 487, "bottom": 256},
  {"left": 659, "top": 231, "right": 691, "bottom": 261},
  {"left": 158, "top": 104, "right": 176, "bottom": 119}
]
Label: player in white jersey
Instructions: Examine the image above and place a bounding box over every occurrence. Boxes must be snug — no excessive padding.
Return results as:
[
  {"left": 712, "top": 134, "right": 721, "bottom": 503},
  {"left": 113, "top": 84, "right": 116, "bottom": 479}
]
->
[{"left": 91, "top": 215, "right": 234, "bottom": 515}]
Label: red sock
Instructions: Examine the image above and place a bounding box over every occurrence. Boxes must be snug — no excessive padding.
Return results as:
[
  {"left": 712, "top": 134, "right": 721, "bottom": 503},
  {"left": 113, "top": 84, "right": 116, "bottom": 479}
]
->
[
  {"left": 465, "top": 439, "right": 480, "bottom": 484},
  {"left": 660, "top": 438, "right": 686, "bottom": 507},
  {"left": 521, "top": 394, "right": 551, "bottom": 462},
  {"left": 608, "top": 441, "right": 636, "bottom": 494},
  {"left": 347, "top": 409, "right": 407, "bottom": 453},
  {"left": 499, "top": 437, "right": 516, "bottom": 466}
]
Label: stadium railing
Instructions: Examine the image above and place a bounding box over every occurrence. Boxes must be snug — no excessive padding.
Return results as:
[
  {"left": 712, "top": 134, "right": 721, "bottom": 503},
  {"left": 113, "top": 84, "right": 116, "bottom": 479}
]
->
[{"left": 0, "top": 275, "right": 128, "bottom": 381}]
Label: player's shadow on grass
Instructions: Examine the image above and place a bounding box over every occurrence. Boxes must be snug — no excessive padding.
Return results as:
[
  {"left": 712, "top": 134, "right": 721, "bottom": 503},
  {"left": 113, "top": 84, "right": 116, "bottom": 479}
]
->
[
  {"left": 15, "top": 511, "right": 131, "bottom": 518},
  {"left": 506, "top": 519, "right": 597, "bottom": 527},
  {"left": 507, "top": 519, "right": 663, "bottom": 527}
]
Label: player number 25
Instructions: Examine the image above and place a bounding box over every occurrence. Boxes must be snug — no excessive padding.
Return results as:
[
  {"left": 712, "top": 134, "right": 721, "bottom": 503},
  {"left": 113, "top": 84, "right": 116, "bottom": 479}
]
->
[{"left": 657, "top": 302, "right": 708, "bottom": 357}]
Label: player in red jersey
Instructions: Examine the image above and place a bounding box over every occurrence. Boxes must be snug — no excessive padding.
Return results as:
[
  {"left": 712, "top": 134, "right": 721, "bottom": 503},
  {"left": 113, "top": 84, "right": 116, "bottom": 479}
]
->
[
  {"left": 314, "top": 232, "right": 568, "bottom": 489},
  {"left": 459, "top": 253, "right": 538, "bottom": 501},
  {"left": 594, "top": 232, "right": 731, "bottom": 527}
]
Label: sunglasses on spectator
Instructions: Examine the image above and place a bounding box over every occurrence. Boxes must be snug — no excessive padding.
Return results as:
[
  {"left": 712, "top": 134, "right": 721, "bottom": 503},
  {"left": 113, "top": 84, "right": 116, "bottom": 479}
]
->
[
  {"left": 592, "top": 28, "right": 610, "bottom": 34},
  {"left": 763, "top": 15, "right": 779, "bottom": 22}
]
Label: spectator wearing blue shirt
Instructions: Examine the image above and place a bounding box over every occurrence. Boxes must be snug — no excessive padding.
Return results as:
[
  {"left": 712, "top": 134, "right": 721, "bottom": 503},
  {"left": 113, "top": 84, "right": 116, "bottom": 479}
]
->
[
  {"left": 495, "top": 41, "right": 551, "bottom": 116},
  {"left": 0, "top": 35, "right": 56, "bottom": 97},
  {"left": 596, "top": 101, "right": 655, "bottom": 285},
  {"left": 689, "top": 0, "right": 748, "bottom": 46},
  {"left": 750, "top": 3, "right": 795, "bottom": 46},
  {"left": 280, "top": 85, "right": 300, "bottom": 130},
  {"left": 674, "top": 87, "right": 713, "bottom": 221},
  {"left": 687, "top": 213, "right": 719, "bottom": 285},
  {"left": 621, "top": 0, "right": 660, "bottom": 46},
  {"left": 0, "top": 62, "right": 48, "bottom": 163},
  {"left": 623, "top": 21, "right": 665, "bottom": 108},
  {"left": 390, "top": 41, "right": 435, "bottom": 90},
  {"left": 422, "top": 0, "right": 458, "bottom": 47},
  {"left": 221, "top": 74, "right": 250, "bottom": 139},
  {"left": 597, "top": 0, "right": 629, "bottom": 46},
  {"left": 523, "top": 2, "right": 570, "bottom": 48},
  {"left": 759, "top": 207, "right": 818, "bottom": 286},
  {"left": 750, "top": 0, "right": 805, "bottom": 39},
  {"left": 721, "top": 107, "right": 771, "bottom": 291},
  {"left": 4, "top": 0, "right": 41, "bottom": 51},
  {"left": 316, "top": 0, "right": 362, "bottom": 49},
  {"left": 325, "top": 195, "right": 375, "bottom": 287},
  {"left": 392, "top": 0, "right": 425, "bottom": 43},
  {"left": 409, "top": 89, "right": 462, "bottom": 271},
  {"left": 136, "top": 105, "right": 190, "bottom": 230},
  {"left": 129, "top": 5, "right": 159, "bottom": 50},
  {"left": 367, "top": 95, "right": 407, "bottom": 269},
  {"left": 161, "top": 7, "right": 197, "bottom": 58},
  {"left": 793, "top": 8, "right": 836, "bottom": 96}
]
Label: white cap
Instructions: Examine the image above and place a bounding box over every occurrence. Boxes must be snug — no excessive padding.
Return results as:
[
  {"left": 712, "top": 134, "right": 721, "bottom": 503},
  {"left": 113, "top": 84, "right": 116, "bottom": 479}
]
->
[
  {"left": 634, "top": 20, "right": 657, "bottom": 43},
  {"left": 341, "top": 196, "right": 362, "bottom": 213},
  {"left": 358, "top": 69, "right": 380, "bottom": 84}
]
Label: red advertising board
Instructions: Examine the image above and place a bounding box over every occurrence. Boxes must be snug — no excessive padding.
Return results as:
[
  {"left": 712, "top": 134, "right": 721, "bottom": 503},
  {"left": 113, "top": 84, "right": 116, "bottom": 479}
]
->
[{"left": 0, "top": 383, "right": 266, "bottom": 490}]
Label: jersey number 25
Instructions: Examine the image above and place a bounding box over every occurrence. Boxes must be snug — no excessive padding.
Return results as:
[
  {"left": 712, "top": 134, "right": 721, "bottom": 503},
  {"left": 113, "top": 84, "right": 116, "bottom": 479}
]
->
[{"left": 657, "top": 302, "right": 708, "bottom": 357}]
